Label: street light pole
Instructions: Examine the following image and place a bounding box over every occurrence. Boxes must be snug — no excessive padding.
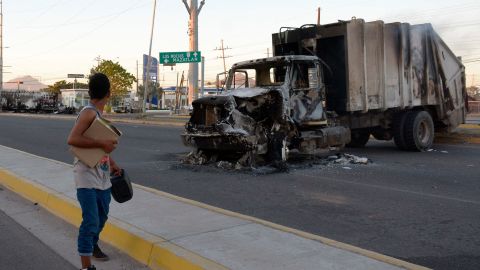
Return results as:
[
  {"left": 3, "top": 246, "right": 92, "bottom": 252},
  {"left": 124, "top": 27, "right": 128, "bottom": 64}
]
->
[
  {"left": 143, "top": 0, "right": 157, "bottom": 114},
  {"left": 0, "top": 0, "right": 3, "bottom": 111},
  {"left": 16, "top": 81, "right": 23, "bottom": 91}
]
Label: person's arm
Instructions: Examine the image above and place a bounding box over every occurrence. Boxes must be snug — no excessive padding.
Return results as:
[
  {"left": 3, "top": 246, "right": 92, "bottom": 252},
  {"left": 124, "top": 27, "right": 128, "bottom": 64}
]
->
[
  {"left": 67, "top": 109, "right": 117, "bottom": 153},
  {"left": 109, "top": 156, "right": 122, "bottom": 176}
]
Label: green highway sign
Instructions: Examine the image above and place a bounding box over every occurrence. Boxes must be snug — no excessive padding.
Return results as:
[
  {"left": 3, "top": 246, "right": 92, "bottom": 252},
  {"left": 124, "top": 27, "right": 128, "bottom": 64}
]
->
[{"left": 159, "top": 51, "right": 201, "bottom": 64}]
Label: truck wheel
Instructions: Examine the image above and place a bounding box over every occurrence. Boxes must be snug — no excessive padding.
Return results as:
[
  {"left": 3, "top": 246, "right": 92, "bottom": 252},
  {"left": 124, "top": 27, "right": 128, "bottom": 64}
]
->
[
  {"left": 393, "top": 111, "right": 411, "bottom": 150},
  {"left": 347, "top": 131, "right": 370, "bottom": 148},
  {"left": 403, "top": 111, "right": 435, "bottom": 151}
]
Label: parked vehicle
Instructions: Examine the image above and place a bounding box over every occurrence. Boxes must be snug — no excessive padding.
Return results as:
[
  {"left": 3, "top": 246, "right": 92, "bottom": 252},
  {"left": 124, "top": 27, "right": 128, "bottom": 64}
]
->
[{"left": 182, "top": 18, "right": 466, "bottom": 165}]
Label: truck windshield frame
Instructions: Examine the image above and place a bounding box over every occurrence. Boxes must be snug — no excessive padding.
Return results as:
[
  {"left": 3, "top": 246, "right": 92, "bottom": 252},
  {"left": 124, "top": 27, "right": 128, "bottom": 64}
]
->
[{"left": 226, "top": 62, "right": 291, "bottom": 90}]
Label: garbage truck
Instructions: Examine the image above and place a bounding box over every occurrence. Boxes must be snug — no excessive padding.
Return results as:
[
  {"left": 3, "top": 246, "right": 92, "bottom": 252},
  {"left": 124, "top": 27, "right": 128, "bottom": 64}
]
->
[{"left": 182, "top": 18, "right": 467, "bottom": 165}]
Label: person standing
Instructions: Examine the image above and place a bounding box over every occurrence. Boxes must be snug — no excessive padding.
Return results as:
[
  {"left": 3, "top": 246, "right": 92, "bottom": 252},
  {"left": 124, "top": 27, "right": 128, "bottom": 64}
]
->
[{"left": 67, "top": 73, "right": 121, "bottom": 270}]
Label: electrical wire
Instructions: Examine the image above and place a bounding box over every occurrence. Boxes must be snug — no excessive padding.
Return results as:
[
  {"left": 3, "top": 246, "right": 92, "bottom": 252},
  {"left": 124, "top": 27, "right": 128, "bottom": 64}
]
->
[{"left": 11, "top": 0, "right": 148, "bottom": 61}]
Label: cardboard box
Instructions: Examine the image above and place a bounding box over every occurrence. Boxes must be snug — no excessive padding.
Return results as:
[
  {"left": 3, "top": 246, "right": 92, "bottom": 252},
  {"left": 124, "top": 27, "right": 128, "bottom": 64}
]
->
[{"left": 70, "top": 117, "right": 122, "bottom": 168}]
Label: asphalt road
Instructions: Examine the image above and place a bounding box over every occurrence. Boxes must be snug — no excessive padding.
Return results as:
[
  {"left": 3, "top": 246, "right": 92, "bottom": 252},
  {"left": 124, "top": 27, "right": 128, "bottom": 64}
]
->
[
  {"left": 1, "top": 114, "right": 479, "bottom": 270},
  {"left": 0, "top": 207, "right": 76, "bottom": 270}
]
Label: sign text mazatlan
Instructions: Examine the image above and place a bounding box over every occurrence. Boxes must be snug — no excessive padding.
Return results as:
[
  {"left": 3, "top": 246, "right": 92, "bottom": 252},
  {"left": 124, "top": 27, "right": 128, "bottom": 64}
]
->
[{"left": 159, "top": 51, "right": 201, "bottom": 64}]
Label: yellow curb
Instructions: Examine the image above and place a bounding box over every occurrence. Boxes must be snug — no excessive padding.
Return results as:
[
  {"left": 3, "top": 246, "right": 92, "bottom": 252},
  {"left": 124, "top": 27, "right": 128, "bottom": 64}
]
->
[
  {"left": 0, "top": 168, "right": 228, "bottom": 270},
  {"left": 0, "top": 169, "right": 50, "bottom": 206},
  {"left": 459, "top": 124, "right": 480, "bottom": 129},
  {"left": 435, "top": 134, "right": 480, "bottom": 145},
  {"left": 466, "top": 137, "right": 480, "bottom": 144},
  {"left": 135, "top": 184, "right": 431, "bottom": 270},
  {"left": 149, "top": 242, "right": 228, "bottom": 270}
]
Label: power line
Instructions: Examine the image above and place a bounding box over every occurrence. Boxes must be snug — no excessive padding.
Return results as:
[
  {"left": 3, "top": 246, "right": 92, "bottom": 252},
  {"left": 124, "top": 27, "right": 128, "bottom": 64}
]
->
[
  {"left": 214, "top": 39, "right": 232, "bottom": 76},
  {"left": 11, "top": 0, "right": 147, "bottom": 61},
  {"left": 11, "top": 0, "right": 147, "bottom": 48}
]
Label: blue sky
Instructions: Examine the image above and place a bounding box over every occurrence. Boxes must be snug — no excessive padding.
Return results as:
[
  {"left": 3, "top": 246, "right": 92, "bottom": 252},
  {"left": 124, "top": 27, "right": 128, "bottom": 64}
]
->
[{"left": 5, "top": 0, "right": 480, "bottom": 87}]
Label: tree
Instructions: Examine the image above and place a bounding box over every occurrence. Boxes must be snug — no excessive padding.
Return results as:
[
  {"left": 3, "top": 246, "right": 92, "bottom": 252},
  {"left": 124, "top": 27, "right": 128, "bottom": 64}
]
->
[
  {"left": 90, "top": 60, "right": 136, "bottom": 103},
  {"left": 43, "top": 80, "right": 88, "bottom": 102},
  {"left": 43, "top": 80, "right": 68, "bottom": 96}
]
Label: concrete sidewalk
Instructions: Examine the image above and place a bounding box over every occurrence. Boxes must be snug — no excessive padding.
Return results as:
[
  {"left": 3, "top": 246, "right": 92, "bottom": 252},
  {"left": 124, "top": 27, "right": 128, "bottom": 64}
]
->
[
  {"left": 0, "top": 185, "right": 147, "bottom": 270},
  {"left": 0, "top": 145, "right": 429, "bottom": 270}
]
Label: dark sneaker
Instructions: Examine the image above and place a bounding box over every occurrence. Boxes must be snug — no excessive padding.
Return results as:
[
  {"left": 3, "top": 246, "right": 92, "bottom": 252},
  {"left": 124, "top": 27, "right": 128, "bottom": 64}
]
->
[
  {"left": 80, "top": 266, "right": 96, "bottom": 270},
  {"left": 93, "top": 244, "right": 109, "bottom": 261}
]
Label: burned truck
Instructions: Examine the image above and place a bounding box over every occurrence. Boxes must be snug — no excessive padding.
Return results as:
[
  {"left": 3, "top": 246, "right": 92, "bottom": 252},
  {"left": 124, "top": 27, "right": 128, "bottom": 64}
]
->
[{"left": 182, "top": 18, "right": 466, "bottom": 165}]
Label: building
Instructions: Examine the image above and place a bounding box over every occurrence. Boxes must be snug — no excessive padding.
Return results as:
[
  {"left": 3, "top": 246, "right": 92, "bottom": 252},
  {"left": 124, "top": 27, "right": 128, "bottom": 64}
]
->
[{"left": 60, "top": 89, "right": 89, "bottom": 109}]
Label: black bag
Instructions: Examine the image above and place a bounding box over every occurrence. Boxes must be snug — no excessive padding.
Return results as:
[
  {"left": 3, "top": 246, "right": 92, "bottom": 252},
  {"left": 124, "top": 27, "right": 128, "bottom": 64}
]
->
[{"left": 110, "top": 169, "right": 133, "bottom": 203}]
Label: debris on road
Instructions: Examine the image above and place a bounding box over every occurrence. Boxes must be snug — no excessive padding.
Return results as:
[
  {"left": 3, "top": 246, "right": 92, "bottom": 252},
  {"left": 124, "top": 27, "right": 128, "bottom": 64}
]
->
[
  {"left": 331, "top": 153, "right": 369, "bottom": 165},
  {"left": 180, "top": 152, "right": 371, "bottom": 174}
]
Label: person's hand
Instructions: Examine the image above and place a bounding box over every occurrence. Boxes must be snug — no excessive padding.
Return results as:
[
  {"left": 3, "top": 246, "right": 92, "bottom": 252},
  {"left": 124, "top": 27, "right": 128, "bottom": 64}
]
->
[
  {"left": 100, "top": 140, "right": 117, "bottom": 153},
  {"left": 111, "top": 163, "right": 122, "bottom": 176}
]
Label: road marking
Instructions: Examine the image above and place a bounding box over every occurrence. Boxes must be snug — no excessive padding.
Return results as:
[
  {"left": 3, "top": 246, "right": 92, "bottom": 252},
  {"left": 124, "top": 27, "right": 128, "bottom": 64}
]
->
[{"left": 295, "top": 172, "right": 480, "bottom": 205}]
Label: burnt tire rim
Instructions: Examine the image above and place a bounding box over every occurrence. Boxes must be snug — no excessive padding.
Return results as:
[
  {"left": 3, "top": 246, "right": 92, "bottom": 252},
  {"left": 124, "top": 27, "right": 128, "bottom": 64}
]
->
[{"left": 418, "top": 120, "right": 432, "bottom": 145}]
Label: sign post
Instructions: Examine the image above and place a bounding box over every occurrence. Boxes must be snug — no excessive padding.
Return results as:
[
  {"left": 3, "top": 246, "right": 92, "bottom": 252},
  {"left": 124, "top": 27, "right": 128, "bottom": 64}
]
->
[
  {"left": 160, "top": 51, "right": 202, "bottom": 65},
  {"left": 67, "top": 74, "right": 84, "bottom": 90},
  {"left": 159, "top": 51, "right": 202, "bottom": 107}
]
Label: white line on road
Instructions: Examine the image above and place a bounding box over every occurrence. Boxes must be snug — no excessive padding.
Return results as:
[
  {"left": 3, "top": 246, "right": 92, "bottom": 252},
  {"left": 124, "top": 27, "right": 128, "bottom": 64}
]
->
[{"left": 295, "top": 172, "right": 480, "bottom": 206}]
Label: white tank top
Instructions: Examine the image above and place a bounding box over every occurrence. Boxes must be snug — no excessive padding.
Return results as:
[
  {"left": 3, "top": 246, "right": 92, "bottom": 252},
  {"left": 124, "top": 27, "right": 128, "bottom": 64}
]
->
[{"left": 72, "top": 104, "right": 112, "bottom": 190}]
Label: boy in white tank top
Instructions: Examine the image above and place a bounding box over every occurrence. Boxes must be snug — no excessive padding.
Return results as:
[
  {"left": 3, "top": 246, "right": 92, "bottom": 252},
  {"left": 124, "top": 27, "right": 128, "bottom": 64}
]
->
[{"left": 67, "top": 73, "right": 121, "bottom": 270}]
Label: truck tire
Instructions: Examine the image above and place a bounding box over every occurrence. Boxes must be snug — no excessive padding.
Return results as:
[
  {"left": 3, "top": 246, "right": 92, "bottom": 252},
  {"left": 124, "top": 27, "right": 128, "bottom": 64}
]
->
[
  {"left": 403, "top": 110, "right": 435, "bottom": 151},
  {"left": 393, "top": 111, "right": 411, "bottom": 150},
  {"left": 347, "top": 130, "right": 370, "bottom": 148}
]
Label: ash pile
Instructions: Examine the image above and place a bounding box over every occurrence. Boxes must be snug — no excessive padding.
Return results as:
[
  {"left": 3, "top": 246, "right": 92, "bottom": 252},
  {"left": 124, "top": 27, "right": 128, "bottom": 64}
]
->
[{"left": 182, "top": 150, "right": 371, "bottom": 173}]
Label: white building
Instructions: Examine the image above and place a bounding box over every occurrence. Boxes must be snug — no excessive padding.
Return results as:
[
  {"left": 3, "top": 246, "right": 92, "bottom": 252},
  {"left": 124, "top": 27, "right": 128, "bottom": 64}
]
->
[{"left": 60, "top": 89, "right": 89, "bottom": 108}]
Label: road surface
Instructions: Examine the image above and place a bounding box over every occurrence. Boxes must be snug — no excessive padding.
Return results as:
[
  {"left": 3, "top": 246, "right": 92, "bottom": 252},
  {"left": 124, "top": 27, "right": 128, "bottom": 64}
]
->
[{"left": 0, "top": 114, "right": 479, "bottom": 270}]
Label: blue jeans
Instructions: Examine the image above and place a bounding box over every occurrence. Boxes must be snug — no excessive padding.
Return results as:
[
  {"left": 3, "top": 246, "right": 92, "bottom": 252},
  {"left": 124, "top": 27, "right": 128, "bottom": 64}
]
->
[{"left": 76, "top": 188, "right": 111, "bottom": 256}]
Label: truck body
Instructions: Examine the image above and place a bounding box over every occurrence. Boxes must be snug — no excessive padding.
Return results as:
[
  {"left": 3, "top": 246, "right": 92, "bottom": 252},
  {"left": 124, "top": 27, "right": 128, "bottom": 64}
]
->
[{"left": 182, "top": 19, "right": 466, "bottom": 165}]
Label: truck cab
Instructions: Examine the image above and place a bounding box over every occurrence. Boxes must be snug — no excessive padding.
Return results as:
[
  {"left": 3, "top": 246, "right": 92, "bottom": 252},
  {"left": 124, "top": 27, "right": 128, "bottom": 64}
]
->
[
  {"left": 182, "top": 55, "right": 350, "bottom": 166},
  {"left": 226, "top": 55, "right": 327, "bottom": 125}
]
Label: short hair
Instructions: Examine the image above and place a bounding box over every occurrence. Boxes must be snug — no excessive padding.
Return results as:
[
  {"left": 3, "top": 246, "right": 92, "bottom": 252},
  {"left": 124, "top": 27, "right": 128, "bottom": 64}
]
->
[{"left": 88, "top": 73, "right": 110, "bottom": 99}]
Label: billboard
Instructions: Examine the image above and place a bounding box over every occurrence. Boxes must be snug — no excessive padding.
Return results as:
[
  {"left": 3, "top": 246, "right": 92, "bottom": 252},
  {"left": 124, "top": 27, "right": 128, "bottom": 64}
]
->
[{"left": 142, "top": 54, "right": 158, "bottom": 84}]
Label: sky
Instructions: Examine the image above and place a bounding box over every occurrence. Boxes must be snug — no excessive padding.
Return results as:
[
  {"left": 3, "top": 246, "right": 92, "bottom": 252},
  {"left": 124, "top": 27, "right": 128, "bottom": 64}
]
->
[{"left": 4, "top": 0, "right": 480, "bottom": 89}]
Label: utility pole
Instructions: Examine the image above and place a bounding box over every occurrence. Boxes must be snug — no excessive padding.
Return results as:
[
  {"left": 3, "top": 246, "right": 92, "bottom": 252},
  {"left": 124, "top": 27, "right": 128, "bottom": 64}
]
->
[
  {"left": 266, "top": 48, "right": 270, "bottom": 58},
  {"left": 16, "top": 81, "right": 23, "bottom": 91},
  {"left": 144, "top": 0, "right": 157, "bottom": 114},
  {"left": 214, "top": 39, "right": 231, "bottom": 80},
  {"left": 201, "top": 56, "right": 205, "bottom": 97},
  {"left": 136, "top": 60, "right": 139, "bottom": 95},
  {"left": 94, "top": 55, "right": 102, "bottom": 67},
  {"left": 0, "top": 0, "right": 3, "bottom": 112},
  {"left": 317, "top": 7, "right": 321, "bottom": 25},
  {"left": 182, "top": 0, "right": 205, "bottom": 105}
]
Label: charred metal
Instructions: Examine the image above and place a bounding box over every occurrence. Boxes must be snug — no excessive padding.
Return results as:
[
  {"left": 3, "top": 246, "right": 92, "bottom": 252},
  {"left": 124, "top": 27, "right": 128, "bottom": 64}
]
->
[
  {"left": 181, "top": 56, "right": 351, "bottom": 166},
  {"left": 182, "top": 18, "right": 465, "bottom": 166}
]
